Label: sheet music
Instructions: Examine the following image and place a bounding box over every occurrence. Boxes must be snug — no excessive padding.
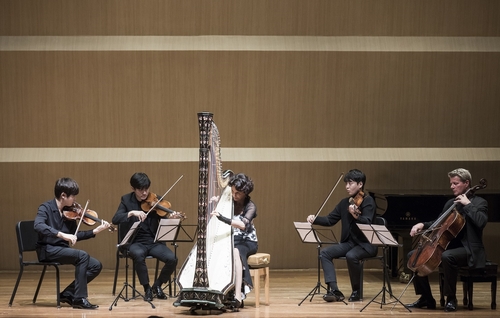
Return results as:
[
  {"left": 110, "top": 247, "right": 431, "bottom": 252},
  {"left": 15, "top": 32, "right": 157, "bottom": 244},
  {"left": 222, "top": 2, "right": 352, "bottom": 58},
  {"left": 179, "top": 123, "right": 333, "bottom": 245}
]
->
[
  {"left": 294, "top": 222, "right": 317, "bottom": 243},
  {"left": 357, "top": 224, "right": 399, "bottom": 246},
  {"left": 118, "top": 221, "right": 140, "bottom": 247},
  {"left": 155, "top": 218, "right": 181, "bottom": 242},
  {"left": 293, "top": 222, "right": 338, "bottom": 244}
]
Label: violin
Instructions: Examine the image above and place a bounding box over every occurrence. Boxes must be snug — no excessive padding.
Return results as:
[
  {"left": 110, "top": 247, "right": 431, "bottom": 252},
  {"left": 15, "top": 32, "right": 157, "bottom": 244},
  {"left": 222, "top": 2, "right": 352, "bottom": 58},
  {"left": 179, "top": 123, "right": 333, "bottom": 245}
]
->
[
  {"left": 62, "top": 202, "right": 116, "bottom": 232},
  {"left": 141, "top": 192, "right": 186, "bottom": 220},
  {"left": 349, "top": 190, "right": 365, "bottom": 216}
]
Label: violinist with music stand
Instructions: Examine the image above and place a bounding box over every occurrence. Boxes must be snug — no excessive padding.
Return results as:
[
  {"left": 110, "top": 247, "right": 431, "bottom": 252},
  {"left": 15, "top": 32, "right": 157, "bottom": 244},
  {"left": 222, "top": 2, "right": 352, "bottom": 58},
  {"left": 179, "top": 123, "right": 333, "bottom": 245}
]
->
[
  {"left": 111, "top": 172, "right": 185, "bottom": 302},
  {"left": 405, "top": 168, "right": 488, "bottom": 313},
  {"left": 305, "top": 169, "right": 378, "bottom": 303},
  {"left": 34, "top": 177, "right": 111, "bottom": 309}
]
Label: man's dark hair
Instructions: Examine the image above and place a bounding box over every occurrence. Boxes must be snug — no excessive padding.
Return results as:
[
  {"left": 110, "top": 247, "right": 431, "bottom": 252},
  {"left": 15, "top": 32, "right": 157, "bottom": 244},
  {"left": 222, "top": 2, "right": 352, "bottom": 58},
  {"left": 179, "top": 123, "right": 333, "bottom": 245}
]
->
[
  {"left": 343, "top": 169, "right": 366, "bottom": 190},
  {"left": 54, "top": 177, "right": 79, "bottom": 198},
  {"left": 130, "top": 172, "right": 151, "bottom": 190}
]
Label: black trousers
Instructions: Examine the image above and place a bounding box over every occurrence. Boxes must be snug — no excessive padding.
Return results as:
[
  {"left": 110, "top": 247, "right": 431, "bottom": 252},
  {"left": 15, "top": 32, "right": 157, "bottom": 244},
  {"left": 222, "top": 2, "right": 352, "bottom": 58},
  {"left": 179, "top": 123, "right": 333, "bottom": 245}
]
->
[
  {"left": 128, "top": 241, "right": 177, "bottom": 286},
  {"left": 408, "top": 247, "right": 468, "bottom": 299},
  {"left": 320, "top": 240, "right": 376, "bottom": 292},
  {"left": 37, "top": 245, "right": 102, "bottom": 299}
]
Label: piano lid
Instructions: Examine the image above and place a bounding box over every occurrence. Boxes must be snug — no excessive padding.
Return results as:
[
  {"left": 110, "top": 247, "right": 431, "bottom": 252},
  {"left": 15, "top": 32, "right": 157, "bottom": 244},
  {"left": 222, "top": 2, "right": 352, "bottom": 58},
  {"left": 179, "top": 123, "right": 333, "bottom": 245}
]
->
[{"left": 368, "top": 189, "right": 500, "bottom": 229}]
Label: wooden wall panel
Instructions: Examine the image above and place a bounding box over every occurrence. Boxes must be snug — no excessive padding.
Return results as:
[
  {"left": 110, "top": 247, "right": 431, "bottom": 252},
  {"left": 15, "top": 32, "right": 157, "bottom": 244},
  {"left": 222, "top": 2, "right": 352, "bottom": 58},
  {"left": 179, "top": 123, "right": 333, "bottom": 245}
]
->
[
  {"left": 1, "top": 51, "right": 499, "bottom": 148},
  {"left": 1, "top": 0, "right": 499, "bottom": 36}
]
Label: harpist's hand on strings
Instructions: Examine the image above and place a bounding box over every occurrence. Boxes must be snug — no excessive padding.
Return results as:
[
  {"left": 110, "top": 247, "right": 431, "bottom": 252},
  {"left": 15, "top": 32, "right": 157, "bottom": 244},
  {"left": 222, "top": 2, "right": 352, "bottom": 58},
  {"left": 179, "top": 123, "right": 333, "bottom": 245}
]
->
[
  {"left": 210, "top": 211, "right": 220, "bottom": 218},
  {"left": 209, "top": 196, "right": 220, "bottom": 204}
]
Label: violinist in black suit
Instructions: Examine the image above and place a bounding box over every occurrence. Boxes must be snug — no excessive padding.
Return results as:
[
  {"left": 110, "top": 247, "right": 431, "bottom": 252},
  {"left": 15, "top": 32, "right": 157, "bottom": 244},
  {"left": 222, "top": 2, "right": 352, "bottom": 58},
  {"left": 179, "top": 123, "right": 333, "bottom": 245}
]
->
[
  {"left": 306, "top": 169, "right": 377, "bottom": 303},
  {"left": 406, "top": 168, "right": 488, "bottom": 312},
  {"left": 112, "top": 172, "right": 184, "bottom": 302},
  {"left": 35, "top": 177, "right": 110, "bottom": 309}
]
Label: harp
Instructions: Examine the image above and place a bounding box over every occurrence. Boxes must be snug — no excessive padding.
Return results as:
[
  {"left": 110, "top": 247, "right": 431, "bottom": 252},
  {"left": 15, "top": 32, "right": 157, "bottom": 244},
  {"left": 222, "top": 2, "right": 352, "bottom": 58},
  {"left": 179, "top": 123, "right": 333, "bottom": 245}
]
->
[{"left": 174, "top": 112, "right": 235, "bottom": 311}]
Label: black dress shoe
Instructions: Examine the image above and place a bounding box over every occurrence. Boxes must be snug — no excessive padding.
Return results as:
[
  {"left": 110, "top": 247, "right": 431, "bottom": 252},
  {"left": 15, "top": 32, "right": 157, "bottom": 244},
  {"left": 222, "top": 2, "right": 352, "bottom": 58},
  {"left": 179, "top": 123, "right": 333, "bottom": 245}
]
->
[
  {"left": 348, "top": 290, "right": 361, "bottom": 302},
  {"left": 153, "top": 285, "right": 167, "bottom": 299},
  {"left": 59, "top": 293, "right": 73, "bottom": 306},
  {"left": 444, "top": 298, "right": 457, "bottom": 312},
  {"left": 323, "top": 289, "right": 345, "bottom": 302},
  {"left": 72, "top": 298, "right": 98, "bottom": 309},
  {"left": 144, "top": 287, "right": 153, "bottom": 301},
  {"left": 406, "top": 297, "right": 436, "bottom": 309}
]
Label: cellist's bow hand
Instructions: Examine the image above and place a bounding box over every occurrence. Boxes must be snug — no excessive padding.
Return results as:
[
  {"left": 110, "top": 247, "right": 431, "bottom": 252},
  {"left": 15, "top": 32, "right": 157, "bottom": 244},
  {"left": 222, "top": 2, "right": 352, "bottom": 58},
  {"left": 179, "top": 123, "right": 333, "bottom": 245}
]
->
[
  {"left": 410, "top": 223, "right": 424, "bottom": 237},
  {"left": 454, "top": 193, "right": 471, "bottom": 206},
  {"left": 307, "top": 215, "right": 316, "bottom": 224}
]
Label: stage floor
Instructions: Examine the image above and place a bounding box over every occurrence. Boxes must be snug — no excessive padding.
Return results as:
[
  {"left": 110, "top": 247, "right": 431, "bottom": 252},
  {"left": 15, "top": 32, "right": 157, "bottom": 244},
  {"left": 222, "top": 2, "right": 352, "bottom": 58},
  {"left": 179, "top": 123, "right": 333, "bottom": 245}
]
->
[{"left": 1, "top": 268, "right": 497, "bottom": 317}]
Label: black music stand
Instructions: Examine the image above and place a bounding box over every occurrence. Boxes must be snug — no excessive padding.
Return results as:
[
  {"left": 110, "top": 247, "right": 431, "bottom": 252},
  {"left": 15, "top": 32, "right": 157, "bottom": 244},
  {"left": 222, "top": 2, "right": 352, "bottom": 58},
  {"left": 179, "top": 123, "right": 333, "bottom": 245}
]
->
[
  {"left": 154, "top": 219, "right": 197, "bottom": 297},
  {"left": 294, "top": 222, "right": 347, "bottom": 306},
  {"left": 356, "top": 223, "right": 410, "bottom": 312},
  {"left": 109, "top": 221, "right": 155, "bottom": 310}
]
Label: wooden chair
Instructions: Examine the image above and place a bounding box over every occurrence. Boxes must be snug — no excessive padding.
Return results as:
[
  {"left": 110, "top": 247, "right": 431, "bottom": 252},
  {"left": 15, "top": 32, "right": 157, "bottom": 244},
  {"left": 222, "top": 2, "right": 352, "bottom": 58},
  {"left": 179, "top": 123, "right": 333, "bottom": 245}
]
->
[
  {"left": 9, "top": 220, "right": 62, "bottom": 308},
  {"left": 248, "top": 252, "right": 271, "bottom": 307}
]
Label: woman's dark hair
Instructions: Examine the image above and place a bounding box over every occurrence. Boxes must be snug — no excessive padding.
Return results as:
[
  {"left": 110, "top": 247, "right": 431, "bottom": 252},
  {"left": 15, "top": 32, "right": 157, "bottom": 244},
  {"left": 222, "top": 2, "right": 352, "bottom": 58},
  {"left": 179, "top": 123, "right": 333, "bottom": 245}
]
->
[
  {"left": 54, "top": 177, "right": 79, "bottom": 198},
  {"left": 130, "top": 172, "right": 151, "bottom": 190},
  {"left": 229, "top": 173, "right": 254, "bottom": 195},
  {"left": 343, "top": 169, "right": 366, "bottom": 190}
]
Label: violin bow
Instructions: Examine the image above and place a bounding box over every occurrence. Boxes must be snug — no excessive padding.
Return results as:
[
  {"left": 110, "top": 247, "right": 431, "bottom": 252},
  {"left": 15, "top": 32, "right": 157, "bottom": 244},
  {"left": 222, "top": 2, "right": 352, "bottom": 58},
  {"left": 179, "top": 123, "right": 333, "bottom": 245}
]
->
[
  {"left": 314, "top": 172, "right": 344, "bottom": 218},
  {"left": 74, "top": 199, "right": 90, "bottom": 236},
  {"left": 145, "top": 175, "right": 184, "bottom": 215}
]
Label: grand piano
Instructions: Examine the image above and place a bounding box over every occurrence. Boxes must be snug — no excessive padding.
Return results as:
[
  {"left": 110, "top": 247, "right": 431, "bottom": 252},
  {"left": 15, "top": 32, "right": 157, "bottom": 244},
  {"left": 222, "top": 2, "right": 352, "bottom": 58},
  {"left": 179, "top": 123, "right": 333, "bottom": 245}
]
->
[{"left": 369, "top": 190, "right": 500, "bottom": 277}]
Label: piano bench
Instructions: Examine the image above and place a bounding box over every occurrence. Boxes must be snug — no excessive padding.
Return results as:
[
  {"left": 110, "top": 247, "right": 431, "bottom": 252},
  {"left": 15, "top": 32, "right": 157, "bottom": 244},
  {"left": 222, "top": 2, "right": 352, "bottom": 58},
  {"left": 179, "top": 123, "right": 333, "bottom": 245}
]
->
[
  {"left": 248, "top": 253, "right": 271, "bottom": 308},
  {"left": 439, "top": 261, "right": 497, "bottom": 310}
]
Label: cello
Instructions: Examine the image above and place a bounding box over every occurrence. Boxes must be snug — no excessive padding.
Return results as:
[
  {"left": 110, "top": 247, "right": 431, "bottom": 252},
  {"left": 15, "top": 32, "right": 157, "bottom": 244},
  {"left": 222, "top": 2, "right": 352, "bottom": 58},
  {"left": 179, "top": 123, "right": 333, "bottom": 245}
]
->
[{"left": 407, "top": 178, "right": 487, "bottom": 277}]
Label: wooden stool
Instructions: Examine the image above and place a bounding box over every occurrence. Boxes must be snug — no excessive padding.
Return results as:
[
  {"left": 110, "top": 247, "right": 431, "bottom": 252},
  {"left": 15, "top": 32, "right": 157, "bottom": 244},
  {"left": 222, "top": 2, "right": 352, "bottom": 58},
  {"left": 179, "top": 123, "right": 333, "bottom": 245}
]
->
[
  {"left": 439, "top": 261, "right": 498, "bottom": 310},
  {"left": 248, "top": 253, "right": 271, "bottom": 307}
]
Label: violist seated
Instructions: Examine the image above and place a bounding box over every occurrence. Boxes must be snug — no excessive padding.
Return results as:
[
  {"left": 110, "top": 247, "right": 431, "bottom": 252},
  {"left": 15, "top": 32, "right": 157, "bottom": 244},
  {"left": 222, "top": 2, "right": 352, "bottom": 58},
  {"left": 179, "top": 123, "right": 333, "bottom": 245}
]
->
[{"left": 306, "top": 169, "right": 377, "bottom": 302}]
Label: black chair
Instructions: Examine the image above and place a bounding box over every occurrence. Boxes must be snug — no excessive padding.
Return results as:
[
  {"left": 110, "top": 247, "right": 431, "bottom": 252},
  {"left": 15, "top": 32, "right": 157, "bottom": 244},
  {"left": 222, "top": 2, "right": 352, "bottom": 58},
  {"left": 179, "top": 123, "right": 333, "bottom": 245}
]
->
[
  {"left": 439, "top": 261, "right": 498, "bottom": 310},
  {"left": 9, "top": 220, "right": 62, "bottom": 308},
  {"left": 338, "top": 216, "right": 393, "bottom": 300},
  {"left": 112, "top": 223, "right": 160, "bottom": 297}
]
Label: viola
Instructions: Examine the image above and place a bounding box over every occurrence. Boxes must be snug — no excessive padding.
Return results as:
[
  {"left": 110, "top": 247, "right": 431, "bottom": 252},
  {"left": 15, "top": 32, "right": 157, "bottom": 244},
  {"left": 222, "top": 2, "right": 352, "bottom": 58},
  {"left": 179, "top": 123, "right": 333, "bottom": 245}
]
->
[
  {"left": 349, "top": 190, "right": 365, "bottom": 216},
  {"left": 407, "top": 178, "right": 487, "bottom": 277},
  {"left": 141, "top": 192, "right": 186, "bottom": 220},
  {"left": 63, "top": 202, "right": 116, "bottom": 232}
]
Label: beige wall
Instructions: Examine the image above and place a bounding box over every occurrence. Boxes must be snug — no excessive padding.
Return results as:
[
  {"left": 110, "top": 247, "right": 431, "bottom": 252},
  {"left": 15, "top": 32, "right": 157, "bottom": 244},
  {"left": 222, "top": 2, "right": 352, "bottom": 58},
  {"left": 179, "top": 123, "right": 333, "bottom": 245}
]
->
[{"left": 1, "top": 1, "right": 499, "bottom": 271}]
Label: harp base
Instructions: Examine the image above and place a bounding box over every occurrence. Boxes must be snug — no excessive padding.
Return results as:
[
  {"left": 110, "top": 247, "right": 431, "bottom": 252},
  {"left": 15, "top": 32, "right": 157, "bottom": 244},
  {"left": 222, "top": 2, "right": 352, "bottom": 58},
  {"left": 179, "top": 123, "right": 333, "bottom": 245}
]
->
[{"left": 174, "top": 288, "right": 226, "bottom": 311}]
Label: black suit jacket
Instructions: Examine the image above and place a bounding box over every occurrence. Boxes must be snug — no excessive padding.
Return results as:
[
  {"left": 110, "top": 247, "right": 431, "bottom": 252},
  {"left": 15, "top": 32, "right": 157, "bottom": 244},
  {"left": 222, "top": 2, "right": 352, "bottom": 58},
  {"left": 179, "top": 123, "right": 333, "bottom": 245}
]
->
[{"left": 313, "top": 195, "right": 377, "bottom": 254}]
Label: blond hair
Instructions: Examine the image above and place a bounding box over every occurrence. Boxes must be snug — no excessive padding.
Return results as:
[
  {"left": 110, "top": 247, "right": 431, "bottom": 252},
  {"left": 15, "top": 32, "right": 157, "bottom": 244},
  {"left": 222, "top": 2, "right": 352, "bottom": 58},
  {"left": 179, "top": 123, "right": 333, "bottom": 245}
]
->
[{"left": 448, "top": 168, "right": 472, "bottom": 184}]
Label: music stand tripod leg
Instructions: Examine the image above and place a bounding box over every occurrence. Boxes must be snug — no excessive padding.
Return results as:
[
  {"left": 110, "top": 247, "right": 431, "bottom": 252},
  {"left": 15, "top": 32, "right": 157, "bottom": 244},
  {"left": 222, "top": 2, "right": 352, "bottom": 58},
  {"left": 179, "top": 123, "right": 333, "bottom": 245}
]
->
[
  {"left": 109, "top": 253, "right": 156, "bottom": 310},
  {"left": 298, "top": 244, "right": 328, "bottom": 306}
]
